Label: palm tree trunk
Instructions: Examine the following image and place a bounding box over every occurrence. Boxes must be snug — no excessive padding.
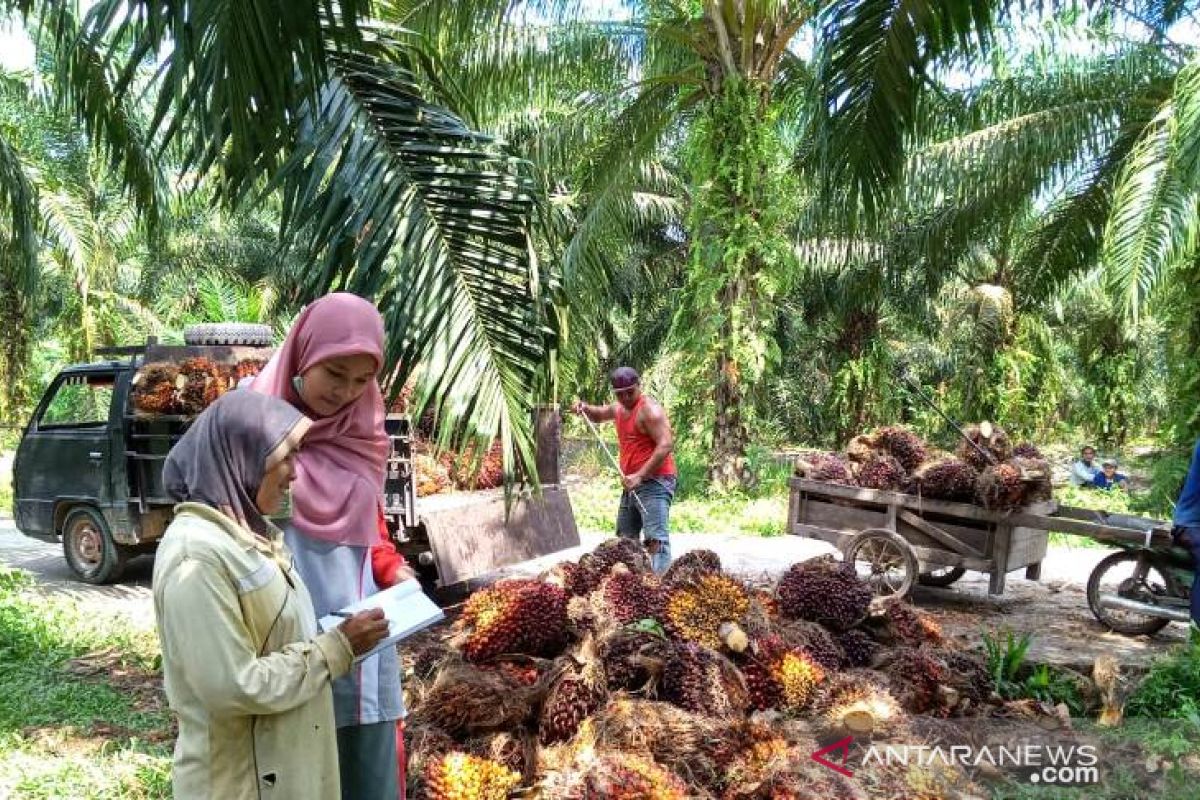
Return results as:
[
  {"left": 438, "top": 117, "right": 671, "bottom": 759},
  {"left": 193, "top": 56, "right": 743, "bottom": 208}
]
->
[{"left": 0, "top": 274, "right": 31, "bottom": 420}]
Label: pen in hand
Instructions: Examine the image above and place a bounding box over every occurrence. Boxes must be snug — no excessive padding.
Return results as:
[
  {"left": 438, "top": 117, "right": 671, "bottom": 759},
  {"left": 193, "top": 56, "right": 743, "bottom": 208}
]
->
[{"left": 329, "top": 610, "right": 354, "bottom": 619}]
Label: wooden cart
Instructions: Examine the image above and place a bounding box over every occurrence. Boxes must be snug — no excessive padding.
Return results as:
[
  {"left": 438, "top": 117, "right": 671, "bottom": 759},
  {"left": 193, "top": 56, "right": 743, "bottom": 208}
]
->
[{"left": 787, "top": 477, "right": 1055, "bottom": 597}]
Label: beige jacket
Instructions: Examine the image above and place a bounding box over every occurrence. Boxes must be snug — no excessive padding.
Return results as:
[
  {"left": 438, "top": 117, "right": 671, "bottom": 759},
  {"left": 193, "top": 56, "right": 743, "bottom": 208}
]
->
[{"left": 153, "top": 503, "right": 354, "bottom": 800}]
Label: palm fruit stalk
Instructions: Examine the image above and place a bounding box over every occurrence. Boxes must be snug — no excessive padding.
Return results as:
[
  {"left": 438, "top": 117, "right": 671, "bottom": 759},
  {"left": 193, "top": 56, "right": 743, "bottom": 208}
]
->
[
  {"left": 813, "top": 669, "right": 905, "bottom": 736},
  {"left": 955, "top": 421, "right": 1013, "bottom": 470},
  {"left": 845, "top": 433, "right": 880, "bottom": 463},
  {"left": 458, "top": 579, "right": 568, "bottom": 662},
  {"left": 1010, "top": 455, "right": 1053, "bottom": 503},
  {"left": 776, "top": 557, "right": 872, "bottom": 632}
]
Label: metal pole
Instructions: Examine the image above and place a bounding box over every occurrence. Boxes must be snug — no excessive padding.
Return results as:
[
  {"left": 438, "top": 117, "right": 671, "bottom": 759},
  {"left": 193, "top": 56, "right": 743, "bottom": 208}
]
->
[
  {"left": 895, "top": 370, "right": 997, "bottom": 466},
  {"left": 578, "top": 405, "right": 650, "bottom": 517}
]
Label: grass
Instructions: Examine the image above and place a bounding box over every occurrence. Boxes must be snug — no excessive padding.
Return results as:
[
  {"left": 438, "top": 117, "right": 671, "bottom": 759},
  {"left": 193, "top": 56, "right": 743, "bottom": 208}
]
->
[
  {"left": 568, "top": 472, "right": 790, "bottom": 537},
  {"left": 0, "top": 567, "right": 171, "bottom": 798}
]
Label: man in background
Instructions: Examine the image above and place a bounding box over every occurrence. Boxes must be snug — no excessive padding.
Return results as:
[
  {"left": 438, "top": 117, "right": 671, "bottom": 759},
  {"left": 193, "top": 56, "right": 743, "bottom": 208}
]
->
[
  {"left": 1093, "top": 459, "right": 1129, "bottom": 491},
  {"left": 1072, "top": 445, "right": 1100, "bottom": 487},
  {"left": 573, "top": 367, "right": 676, "bottom": 573}
]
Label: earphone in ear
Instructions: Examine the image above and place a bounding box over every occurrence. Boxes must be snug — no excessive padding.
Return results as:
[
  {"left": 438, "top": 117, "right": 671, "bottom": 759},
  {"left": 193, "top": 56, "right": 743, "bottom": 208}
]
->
[{"left": 292, "top": 375, "right": 304, "bottom": 395}]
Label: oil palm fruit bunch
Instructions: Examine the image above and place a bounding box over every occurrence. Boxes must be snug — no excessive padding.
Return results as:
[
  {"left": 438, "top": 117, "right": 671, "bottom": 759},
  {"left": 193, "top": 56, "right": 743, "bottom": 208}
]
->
[
  {"left": 855, "top": 453, "right": 906, "bottom": 491},
  {"left": 793, "top": 451, "right": 856, "bottom": 484},
  {"left": 837, "top": 629, "right": 877, "bottom": 668},
  {"left": 743, "top": 635, "right": 825, "bottom": 713},
  {"left": 177, "top": 356, "right": 222, "bottom": 414},
  {"left": 423, "top": 751, "right": 520, "bottom": 800},
  {"left": 599, "top": 566, "right": 665, "bottom": 626},
  {"left": 573, "top": 537, "right": 652, "bottom": 595},
  {"left": 131, "top": 362, "right": 180, "bottom": 414},
  {"left": 662, "top": 549, "right": 722, "bottom": 587},
  {"left": 777, "top": 557, "right": 872, "bottom": 632},
  {"left": 661, "top": 641, "right": 750, "bottom": 719},
  {"left": 881, "top": 647, "right": 946, "bottom": 714},
  {"left": 583, "top": 754, "right": 690, "bottom": 799},
  {"left": 1010, "top": 456, "right": 1053, "bottom": 503},
  {"left": 936, "top": 649, "right": 994, "bottom": 709},
  {"left": 459, "top": 579, "right": 568, "bottom": 662},
  {"left": 846, "top": 433, "right": 880, "bottom": 463},
  {"left": 664, "top": 573, "right": 750, "bottom": 651},
  {"left": 601, "top": 627, "right": 669, "bottom": 692},
  {"left": 976, "top": 461, "right": 1026, "bottom": 510},
  {"left": 413, "top": 454, "right": 452, "bottom": 497},
  {"left": 539, "top": 635, "right": 606, "bottom": 745},
  {"left": 910, "top": 457, "right": 979, "bottom": 502},
  {"left": 234, "top": 357, "right": 266, "bottom": 381},
  {"left": 870, "top": 601, "right": 941, "bottom": 648},
  {"left": 775, "top": 619, "right": 845, "bottom": 670},
  {"left": 1013, "top": 442, "right": 1043, "bottom": 459},
  {"left": 956, "top": 421, "right": 1013, "bottom": 470},
  {"left": 875, "top": 426, "right": 928, "bottom": 472}
]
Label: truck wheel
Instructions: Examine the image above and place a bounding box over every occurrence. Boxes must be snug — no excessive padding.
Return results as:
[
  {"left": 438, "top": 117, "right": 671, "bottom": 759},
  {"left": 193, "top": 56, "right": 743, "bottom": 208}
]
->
[
  {"left": 183, "top": 323, "right": 274, "bottom": 347},
  {"left": 62, "top": 507, "right": 127, "bottom": 584}
]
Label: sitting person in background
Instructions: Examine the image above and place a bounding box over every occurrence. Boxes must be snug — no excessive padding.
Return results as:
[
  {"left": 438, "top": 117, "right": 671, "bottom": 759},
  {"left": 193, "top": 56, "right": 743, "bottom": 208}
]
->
[
  {"left": 1071, "top": 445, "right": 1100, "bottom": 486},
  {"left": 1092, "top": 459, "right": 1129, "bottom": 491}
]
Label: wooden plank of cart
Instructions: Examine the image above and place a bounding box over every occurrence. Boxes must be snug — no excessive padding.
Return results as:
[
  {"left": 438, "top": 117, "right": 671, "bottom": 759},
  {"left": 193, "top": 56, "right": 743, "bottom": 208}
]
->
[{"left": 786, "top": 477, "right": 1057, "bottom": 598}]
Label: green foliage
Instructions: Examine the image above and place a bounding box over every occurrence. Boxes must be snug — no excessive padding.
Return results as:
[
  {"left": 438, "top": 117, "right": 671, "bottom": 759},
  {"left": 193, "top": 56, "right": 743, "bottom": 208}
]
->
[
  {"left": 983, "top": 628, "right": 1085, "bottom": 714},
  {"left": 0, "top": 567, "right": 170, "bottom": 797},
  {"left": 984, "top": 628, "right": 1033, "bottom": 698},
  {"left": 1127, "top": 633, "right": 1200, "bottom": 721}
]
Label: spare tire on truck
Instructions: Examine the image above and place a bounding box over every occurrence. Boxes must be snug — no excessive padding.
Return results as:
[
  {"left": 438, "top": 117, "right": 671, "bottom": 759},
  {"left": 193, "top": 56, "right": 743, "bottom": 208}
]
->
[{"left": 183, "top": 323, "right": 274, "bottom": 347}]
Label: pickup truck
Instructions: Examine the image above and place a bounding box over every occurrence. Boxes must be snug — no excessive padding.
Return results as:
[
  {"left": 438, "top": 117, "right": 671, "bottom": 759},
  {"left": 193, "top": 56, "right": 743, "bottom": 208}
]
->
[{"left": 12, "top": 326, "right": 580, "bottom": 586}]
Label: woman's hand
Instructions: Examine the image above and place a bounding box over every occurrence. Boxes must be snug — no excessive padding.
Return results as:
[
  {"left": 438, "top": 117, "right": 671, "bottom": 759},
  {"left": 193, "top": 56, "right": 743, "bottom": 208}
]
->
[{"left": 338, "top": 609, "right": 390, "bottom": 656}]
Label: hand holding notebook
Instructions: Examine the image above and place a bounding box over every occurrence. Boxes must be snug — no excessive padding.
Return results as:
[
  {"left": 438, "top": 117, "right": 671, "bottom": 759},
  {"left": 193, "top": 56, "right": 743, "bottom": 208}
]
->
[{"left": 319, "top": 578, "right": 444, "bottom": 661}]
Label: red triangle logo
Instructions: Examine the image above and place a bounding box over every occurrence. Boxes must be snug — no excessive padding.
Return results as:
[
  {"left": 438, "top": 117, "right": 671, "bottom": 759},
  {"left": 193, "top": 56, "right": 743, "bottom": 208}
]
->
[{"left": 811, "top": 736, "right": 856, "bottom": 777}]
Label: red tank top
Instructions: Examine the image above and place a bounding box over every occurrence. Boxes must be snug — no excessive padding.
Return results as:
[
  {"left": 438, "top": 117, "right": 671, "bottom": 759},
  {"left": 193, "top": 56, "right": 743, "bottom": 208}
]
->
[{"left": 616, "top": 396, "right": 676, "bottom": 478}]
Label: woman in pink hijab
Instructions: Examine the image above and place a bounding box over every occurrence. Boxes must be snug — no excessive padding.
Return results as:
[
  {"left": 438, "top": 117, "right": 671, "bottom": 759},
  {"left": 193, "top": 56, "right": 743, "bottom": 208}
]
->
[{"left": 251, "top": 292, "right": 409, "bottom": 800}]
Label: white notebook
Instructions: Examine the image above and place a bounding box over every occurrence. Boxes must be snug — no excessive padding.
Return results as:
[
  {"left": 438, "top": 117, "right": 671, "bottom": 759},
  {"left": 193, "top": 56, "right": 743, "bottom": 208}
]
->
[{"left": 318, "top": 579, "right": 444, "bottom": 661}]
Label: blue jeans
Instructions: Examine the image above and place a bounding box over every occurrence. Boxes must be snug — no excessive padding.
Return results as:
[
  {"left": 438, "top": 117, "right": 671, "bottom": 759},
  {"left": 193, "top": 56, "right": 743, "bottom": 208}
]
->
[
  {"left": 1175, "top": 527, "right": 1200, "bottom": 626},
  {"left": 616, "top": 478, "right": 673, "bottom": 573}
]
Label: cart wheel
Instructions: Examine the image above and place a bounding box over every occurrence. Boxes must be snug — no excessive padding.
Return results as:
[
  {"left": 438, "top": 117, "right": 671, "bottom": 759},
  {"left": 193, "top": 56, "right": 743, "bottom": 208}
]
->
[
  {"left": 62, "top": 507, "right": 127, "bottom": 585},
  {"left": 1086, "top": 550, "right": 1172, "bottom": 636},
  {"left": 843, "top": 529, "right": 919, "bottom": 599},
  {"left": 918, "top": 566, "right": 967, "bottom": 588}
]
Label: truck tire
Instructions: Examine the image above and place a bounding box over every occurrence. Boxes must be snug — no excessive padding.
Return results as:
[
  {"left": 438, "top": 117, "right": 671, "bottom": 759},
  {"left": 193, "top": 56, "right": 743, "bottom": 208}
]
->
[
  {"left": 183, "top": 322, "right": 274, "bottom": 347},
  {"left": 62, "top": 507, "right": 128, "bottom": 584}
]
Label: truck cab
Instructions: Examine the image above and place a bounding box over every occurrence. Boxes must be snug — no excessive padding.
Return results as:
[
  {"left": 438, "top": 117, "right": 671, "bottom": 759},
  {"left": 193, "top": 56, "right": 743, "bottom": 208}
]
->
[{"left": 13, "top": 361, "right": 142, "bottom": 581}]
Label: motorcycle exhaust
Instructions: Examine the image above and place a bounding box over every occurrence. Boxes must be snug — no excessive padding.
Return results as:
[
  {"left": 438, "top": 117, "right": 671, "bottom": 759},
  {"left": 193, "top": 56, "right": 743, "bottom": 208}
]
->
[{"left": 1097, "top": 594, "right": 1192, "bottom": 623}]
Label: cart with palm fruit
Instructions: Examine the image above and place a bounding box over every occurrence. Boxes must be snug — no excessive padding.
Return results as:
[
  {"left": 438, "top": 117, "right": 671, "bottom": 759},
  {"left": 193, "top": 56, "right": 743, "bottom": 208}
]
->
[{"left": 787, "top": 477, "right": 1056, "bottom": 597}]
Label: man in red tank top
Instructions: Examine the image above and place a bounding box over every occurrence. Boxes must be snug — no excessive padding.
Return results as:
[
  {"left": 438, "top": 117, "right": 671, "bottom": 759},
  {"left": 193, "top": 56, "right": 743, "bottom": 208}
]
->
[{"left": 573, "top": 367, "right": 676, "bottom": 573}]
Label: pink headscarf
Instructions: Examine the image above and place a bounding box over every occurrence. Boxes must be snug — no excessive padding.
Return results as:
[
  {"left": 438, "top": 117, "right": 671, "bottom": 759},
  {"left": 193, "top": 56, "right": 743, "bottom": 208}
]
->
[{"left": 251, "top": 292, "right": 390, "bottom": 548}]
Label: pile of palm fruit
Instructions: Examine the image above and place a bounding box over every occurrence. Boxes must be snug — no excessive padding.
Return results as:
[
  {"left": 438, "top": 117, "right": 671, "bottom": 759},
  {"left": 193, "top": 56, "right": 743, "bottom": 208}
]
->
[
  {"left": 399, "top": 540, "right": 1055, "bottom": 799},
  {"left": 130, "top": 357, "right": 267, "bottom": 416},
  {"left": 794, "top": 423, "right": 1051, "bottom": 510}
]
